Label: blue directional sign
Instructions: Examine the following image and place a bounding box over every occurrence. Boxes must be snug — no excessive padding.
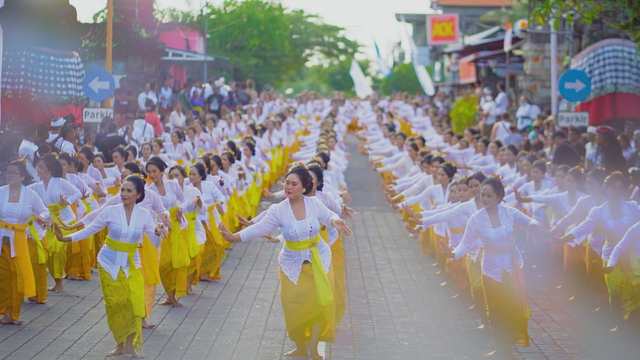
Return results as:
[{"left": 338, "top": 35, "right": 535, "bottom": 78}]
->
[
  {"left": 559, "top": 69, "right": 591, "bottom": 102},
  {"left": 83, "top": 69, "right": 116, "bottom": 102}
]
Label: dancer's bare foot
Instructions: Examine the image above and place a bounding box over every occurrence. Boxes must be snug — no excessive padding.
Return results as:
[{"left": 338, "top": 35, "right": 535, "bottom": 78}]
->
[
  {"left": 187, "top": 287, "right": 196, "bottom": 295},
  {"left": 284, "top": 348, "right": 307, "bottom": 357},
  {"left": 124, "top": 345, "right": 145, "bottom": 358},
  {"left": 106, "top": 345, "right": 125, "bottom": 357},
  {"left": 66, "top": 275, "right": 83, "bottom": 281},
  {"left": 27, "top": 297, "right": 46, "bottom": 304},
  {"left": 142, "top": 319, "right": 156, "bottom": 329},
  {"left": 199, "top": 276, "right": 216, "bottom": 282},
  {"left": 160, "top": 299, "right": 172, "bottom": 306},
  {"left": 169, "top": 297, "right": 182, "bottom": 307},
  {"left": 0, "top": 317, "right": 23, "bottom": 325},
  {"left": 48, "top": 282, "right": 64, "bottom": 293}
]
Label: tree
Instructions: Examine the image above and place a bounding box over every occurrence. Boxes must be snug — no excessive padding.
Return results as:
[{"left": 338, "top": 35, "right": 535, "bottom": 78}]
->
[
  {"left": 279, "top": 58, "right": 375, "bottom": 97},
  {"left": 532, "top": 1, "right": 640, "bottom": 46},
  {"left": 380, "top": 63, "right": 423, "bottom": 95},
  {"left": 159, "top": 0, "right": 360, "bottom": 89}
]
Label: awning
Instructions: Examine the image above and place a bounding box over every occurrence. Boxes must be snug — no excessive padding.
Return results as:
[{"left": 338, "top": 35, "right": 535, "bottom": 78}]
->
[
  {"left": 459, "top": 40, "right": 525, "bottom": 63},
  {"left": 160, "top": 48, "right": 226, "bottom": 62}
]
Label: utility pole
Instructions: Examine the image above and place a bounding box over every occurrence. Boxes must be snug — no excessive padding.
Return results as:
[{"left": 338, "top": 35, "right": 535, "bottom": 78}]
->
[
  {"left": 105, "top": 0, "right": 114, "bottom": 107},
  {"left": 550, "top": 18, "right": 558, "bottom": 116},
  {"left": 203, "top": 7, "right": 208, "bottom": 83}
]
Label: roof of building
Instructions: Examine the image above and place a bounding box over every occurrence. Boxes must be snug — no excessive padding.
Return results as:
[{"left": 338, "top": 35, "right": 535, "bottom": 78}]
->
[{"left": 435, "top": 0, "right": 512, "bottom": 7}]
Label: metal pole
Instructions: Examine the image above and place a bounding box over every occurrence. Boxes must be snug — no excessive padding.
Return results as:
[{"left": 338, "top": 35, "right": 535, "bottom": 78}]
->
[
  {"left": 505, "top": 51, "right": 510, "bottom": 99},
  {"left": 105, "top": 0, "right": 114, "bottom": 107},
  {"left": 203, "top": 6, "right": 208, "bottom": 83},
  {"left": 550, "top": 19, "right": 558, "bottom": 116}
]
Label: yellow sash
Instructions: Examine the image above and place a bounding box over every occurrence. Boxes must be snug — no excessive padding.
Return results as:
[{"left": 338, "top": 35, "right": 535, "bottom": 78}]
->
[
  {"left": 0, "top": 218, "right": 38, "bottom": 298},
  {"left": 284, "top": 235, "right": 333, "bottom": 306},
  {"left": 206, "top": 204, "right": 224, "bottom": 246},
  {"left": 169, "top": 206, "right": 190, "bottom": 269},
  {"left": 80, "top": 199, "right": 94, "bottom": 251},
  {"left": 107, "top": 185, "right": 120, "bottom": 197},
  {"left": 184, "top": 211, "right": 200, "bottom": 258},
  {"left": 105, "top": 237, "right": 145, "bottom": 318},
  {"left": 47, "top": 204, "right": 68, "bottom": 255},
  {"left": 140, "top": 234, "right": 161, "bottom": 285}
]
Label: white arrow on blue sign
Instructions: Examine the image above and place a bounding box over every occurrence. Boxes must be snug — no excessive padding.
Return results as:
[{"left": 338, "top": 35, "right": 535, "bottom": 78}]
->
[
  {"left": 558, "top": 69, "right": 591, "bottom": 103},
  {"left": 83, "top": 69, "right": 116, "bottom": 102}
]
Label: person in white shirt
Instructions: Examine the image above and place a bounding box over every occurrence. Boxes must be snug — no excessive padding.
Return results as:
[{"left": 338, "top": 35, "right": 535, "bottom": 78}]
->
[
  {"left": 47, "top": 117, "right": 66, "bottom": 150},
  {"left": 54, "top": 175, "right": 166, "bottom": 359},
  {"left": 494, "top": 82, "right": 508, "bottom": 116},
  {"left": 159, "top": 79, "right": 173, "bottom": 114},
  {"left": 480, "top": 95, "right": 497, "bottom": 138},
  {"left": 515, "top": 96, "right": 541, "bottom": 131},
  {"left": 169, "top": 102, "right": 187, "bottom": 130},
  {"left": 137, "top": 83, "right": 158, "bottom": 111},
  {"left": 18, "top": 125, "right": 40, "bottom": 181}
]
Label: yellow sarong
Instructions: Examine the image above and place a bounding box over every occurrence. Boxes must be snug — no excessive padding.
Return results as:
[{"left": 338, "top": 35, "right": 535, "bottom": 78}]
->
[
  {"left": 0, "top": 217, "right": 40, "bottom": 299},
  {"left": 159, "top": 207, "right": 188, "bottom": 298},
  {"left": 284, "top": 235, "right": 333, "bottom": 306},
  {"left": 104, "top": 237, "right": 145, "bottom": 318},
  {"left": 46, "top": 204, "right": 69, "bottom": 279}
]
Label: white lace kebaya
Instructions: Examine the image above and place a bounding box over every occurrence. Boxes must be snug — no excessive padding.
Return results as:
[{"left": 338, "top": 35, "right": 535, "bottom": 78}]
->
[
  {"left": 238, "top": 196, "right": 339, "bottom": 285},
  {"left": 452, "top": 203, "right": 538, "bottom": 282}
]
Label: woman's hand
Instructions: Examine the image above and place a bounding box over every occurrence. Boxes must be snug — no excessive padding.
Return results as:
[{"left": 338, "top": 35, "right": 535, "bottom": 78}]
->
[
  {"left": 263, "top": 188, "right": 276, "bottom": 198},
  {"left": 155, "top": 224, "right": 169, "bottom": 238},
  {"left": 35, "top": 216, "right": 50, "bottom": 227},
  {"left": 160, "top": 212, "right": 171, "bottom": 228},
  {"left": 194, "top": 195, "right": 203, "bottom": 209},
  {"left": 341, "top": 204, "right": 356, "bottom": 219},
  {"left": 53, "top": 223, "right": 71, "bottom": 242},
  {"left": 59, "top": 194, "right": 70, "bottom": 207},
  {"left": 80, "top": 188, "right": 90, "bottom": 200},
  {"left": 440, "top": 239, "right": 455, "bottom": 258},
  {"left": 218, "top": 222, "right": 238, "bottom": 243},
  {"left": 514, "top": 187, "right": 523, "bottom": 202},
  {"left": 553, "top": 233, "right": 575, "bottom": 244},
  {"left": 263, "top": 234, "right": 279, "bottom": 243},
  {"left": 236, "top": 213, "right": 252, "bottom": 227},
  {"left": 114, "top": 177, "right": 121, "bottom": 187},
  {"left": 176, "top": 207, "right": 185, "bottom": 223},
  {"left": 330, "top": 219, "right": 352, "bottom": 236},
  {"left": 55, "top": 215, "right": 73, "bottom": 231},
  {"left": 216, "top": 203, "right": 225, "bottom": 216}
]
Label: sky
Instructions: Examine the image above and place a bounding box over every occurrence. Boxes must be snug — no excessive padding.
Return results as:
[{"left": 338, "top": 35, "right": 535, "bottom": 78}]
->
[{"left": 70, "top": 0, "right": 433, "bottom": 71}]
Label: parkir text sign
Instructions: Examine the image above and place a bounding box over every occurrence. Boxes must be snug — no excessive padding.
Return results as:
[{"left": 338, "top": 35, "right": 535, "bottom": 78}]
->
[{"left": 427, "top": 14, "right": 460, "bottom": 46}]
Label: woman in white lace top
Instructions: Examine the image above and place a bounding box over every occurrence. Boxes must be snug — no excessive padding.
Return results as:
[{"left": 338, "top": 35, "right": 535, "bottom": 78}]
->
[
  {"left": 443, "top": 177, "right": 542, "bottom": 358},
  {"left": 559, "top": 172, "right": 640, "bottom": 325},
  {"left": 219, "top": 165, "right": 351, "bottom": 360}
]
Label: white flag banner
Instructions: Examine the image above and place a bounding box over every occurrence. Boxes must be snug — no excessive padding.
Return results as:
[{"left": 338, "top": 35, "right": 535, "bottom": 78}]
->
[
  {"left": 400, "top": 16, "right": 435, "bottom": 96},
  {"left": 504, "top": 21, "right": 513, "bottom": 52},
  {"left": 374, "top": 40, "right": 392, "bottom": 78},
  {"left": 349, "top": 59, "right": 374, "bottom": 99}
]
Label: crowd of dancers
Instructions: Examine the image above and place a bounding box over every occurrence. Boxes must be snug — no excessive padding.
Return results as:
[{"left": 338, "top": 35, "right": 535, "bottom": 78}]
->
[
  {"left": 0, "top": 88, "right": 356, "bottom": 360},
  {"left": 361, "top": 95, "right": 640, "bottom": 358}
]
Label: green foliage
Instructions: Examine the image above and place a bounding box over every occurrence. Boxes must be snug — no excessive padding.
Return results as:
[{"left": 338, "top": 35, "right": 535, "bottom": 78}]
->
[
  {"left": 531, "top": 0, "right": 640, "bottom": 45},
  {"left": 278, "top": 58, "right": 374, "bottom": 97},
  {"left": 159, "top": 0, "right": 360, "bottom": 89},
  {"left": 450, "top": 96, "right": 479, "bottom": 135},
  {"left": 380, "top": 63, "right": 422, "bottom": 95}
]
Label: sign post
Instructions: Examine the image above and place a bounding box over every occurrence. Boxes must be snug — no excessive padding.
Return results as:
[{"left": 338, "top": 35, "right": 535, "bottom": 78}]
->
[
  {"left": 426, "top": 14, "right": 460, "bottom": 46},
  {"left": 557, "top": 111, "right": 589, "bottom": 128}
]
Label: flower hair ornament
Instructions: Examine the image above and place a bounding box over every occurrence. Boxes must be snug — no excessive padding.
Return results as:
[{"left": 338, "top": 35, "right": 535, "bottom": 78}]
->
[
  {"left": 489, "top": 173, "right": 503, "bottom": 181},
  {"left": 131, "top": 173, "right": 146, "bottom": 180},
  {"left": 573, "top": 166, "right": 585, "bottom": 173}
]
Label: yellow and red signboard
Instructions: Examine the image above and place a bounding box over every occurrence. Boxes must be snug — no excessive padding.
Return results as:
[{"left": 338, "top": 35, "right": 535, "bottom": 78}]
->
[{"left": 427, "top": 14, "right": 460, "bottom": 46}]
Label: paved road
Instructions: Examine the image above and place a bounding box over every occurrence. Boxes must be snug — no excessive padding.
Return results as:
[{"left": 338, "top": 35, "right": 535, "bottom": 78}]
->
[{"left": 2, "top": 138, "right": 640, "bottom": 359}]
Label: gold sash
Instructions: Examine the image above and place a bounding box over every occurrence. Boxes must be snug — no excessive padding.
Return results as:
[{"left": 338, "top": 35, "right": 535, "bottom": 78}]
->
[
  {"left": 284, "top": 235, "right": 333, "bottom": 306},
  {"left": 105, "top": 237, "right": 145, "bottom": 317}
]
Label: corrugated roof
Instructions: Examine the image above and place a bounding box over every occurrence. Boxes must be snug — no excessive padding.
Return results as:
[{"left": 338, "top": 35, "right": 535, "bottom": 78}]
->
[{"left": 436, "top": 0, "right": 512, "bottom": 7}]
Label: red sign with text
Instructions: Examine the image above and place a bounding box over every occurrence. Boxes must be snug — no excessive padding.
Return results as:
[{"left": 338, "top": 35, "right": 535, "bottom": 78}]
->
[{"left": 427, "top": 14, "right": 460, "bottom": 46}]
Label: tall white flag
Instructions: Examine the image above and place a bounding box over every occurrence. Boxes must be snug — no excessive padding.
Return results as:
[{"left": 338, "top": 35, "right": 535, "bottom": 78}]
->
[
  {"left": 400, "top": 16, "right": 435, "bottom": 96},
  {"left": 374, "top": 40, "right": 392, "bottom": 78},
  {"left": 349, "top": 59, "right": 374, "bottom": 99}
]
